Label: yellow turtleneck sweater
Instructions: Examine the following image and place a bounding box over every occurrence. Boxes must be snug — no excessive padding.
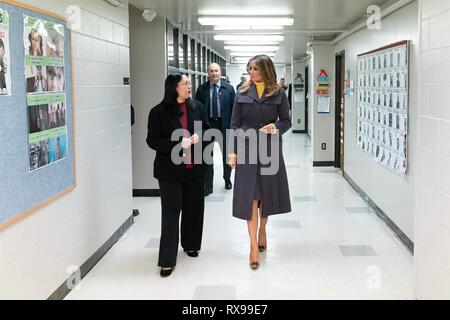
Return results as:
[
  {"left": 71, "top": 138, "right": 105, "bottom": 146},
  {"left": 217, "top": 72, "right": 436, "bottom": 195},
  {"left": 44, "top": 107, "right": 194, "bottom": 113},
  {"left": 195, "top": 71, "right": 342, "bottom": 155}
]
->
[{"left": 255, "top": 82, "right": 265, "bottom": 99}]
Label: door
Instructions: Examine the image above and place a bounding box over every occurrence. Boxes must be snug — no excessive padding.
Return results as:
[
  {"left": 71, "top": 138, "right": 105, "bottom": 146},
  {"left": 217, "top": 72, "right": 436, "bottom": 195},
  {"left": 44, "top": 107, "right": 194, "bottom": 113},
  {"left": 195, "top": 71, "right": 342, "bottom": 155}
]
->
[{"left": 335, "top": 52, "right": 345, "bottom": 169}]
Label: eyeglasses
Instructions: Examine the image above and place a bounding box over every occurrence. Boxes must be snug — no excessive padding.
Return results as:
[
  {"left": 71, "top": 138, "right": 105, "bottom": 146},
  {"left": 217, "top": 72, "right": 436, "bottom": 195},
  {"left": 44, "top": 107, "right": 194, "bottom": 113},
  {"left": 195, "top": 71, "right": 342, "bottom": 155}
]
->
[{"left": 179, "top": 82, "right": 192, "bottom": 87}]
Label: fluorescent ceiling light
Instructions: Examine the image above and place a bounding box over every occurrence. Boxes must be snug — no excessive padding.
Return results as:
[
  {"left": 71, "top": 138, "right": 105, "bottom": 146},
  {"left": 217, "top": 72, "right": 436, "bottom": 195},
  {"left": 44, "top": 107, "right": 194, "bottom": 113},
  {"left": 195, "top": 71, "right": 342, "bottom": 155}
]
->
[
  {"left": 232, "top": 57, "right": 276, "bottom": 63},
  {"left": 230, "top": 52, "right": 276, "bottom": 57},
  {"left": 225, "top": 46, "right": 279, "bottom": 52},
  {"left": 199, "top": 17, "right": 294, "bottom": 26},
  {"left": 224, "top": 41, "right": 280, "bottom": 46},
  {"left": 199, "top": 8, "right": 291, "bottom": 16},
  {"left": 103, "top": 0, "right": 126, "bottom": 8},
  {"left": 214, "top": 25, "right": 284, "bottom": 31},
  {"left": 215, "top": 35, "right": 284, "bottom": 42}
]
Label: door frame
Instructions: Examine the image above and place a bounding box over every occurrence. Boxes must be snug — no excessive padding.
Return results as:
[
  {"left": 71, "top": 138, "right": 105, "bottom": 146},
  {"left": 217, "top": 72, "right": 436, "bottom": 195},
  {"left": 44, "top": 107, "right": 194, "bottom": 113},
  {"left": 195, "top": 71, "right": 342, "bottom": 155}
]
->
[
  {"left": 335, "top": 51, "right": 345, "bottom": 169},
  {"left": 304, "top": 65, "right": 309, "bottom": 134}
]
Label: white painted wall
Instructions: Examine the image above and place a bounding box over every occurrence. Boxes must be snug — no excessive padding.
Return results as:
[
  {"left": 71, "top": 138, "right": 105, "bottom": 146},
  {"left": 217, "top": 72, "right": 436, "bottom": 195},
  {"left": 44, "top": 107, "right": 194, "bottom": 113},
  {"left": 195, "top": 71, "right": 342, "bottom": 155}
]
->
[
  {"left": 226, "top": 65, "right": 248, "bottom": 91},
  {"left": 292, "top": 60, "right": 306, "bottom": 131},
  {"left": 0, "top": 0, "right": 132, "bottom": 299},
  {"left": 130, "top": 5, "right": 166, "bottom": 191},
  {"left": 306, "top": 57, "right": 313, "bottom": 138},
  {"left": 415, "top": 0, "right": 450, "bottom": 299},
  {"left": 334, "top": 1, "right": 419, "bottom": 241},
  {"left": 311, "top": 44, "right": 336, "bottom": 163}
]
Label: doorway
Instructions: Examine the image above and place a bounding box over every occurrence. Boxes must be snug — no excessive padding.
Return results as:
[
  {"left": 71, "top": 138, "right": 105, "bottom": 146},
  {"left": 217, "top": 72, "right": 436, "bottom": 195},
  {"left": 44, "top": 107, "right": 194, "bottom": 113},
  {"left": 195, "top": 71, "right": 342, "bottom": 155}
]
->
[{"left": 335, "top": 51, "right": 345, "bottom": 169}]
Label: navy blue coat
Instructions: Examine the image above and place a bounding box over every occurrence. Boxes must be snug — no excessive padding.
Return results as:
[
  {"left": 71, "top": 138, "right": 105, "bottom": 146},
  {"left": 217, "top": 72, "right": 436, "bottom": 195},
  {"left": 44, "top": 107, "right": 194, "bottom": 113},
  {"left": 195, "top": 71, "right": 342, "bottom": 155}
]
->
[
  {"left": 231, "top": 85, "right": 292, "bottom": 220},
  {"left": 195, "top": 81, "right": 236, "bottom": 131}
]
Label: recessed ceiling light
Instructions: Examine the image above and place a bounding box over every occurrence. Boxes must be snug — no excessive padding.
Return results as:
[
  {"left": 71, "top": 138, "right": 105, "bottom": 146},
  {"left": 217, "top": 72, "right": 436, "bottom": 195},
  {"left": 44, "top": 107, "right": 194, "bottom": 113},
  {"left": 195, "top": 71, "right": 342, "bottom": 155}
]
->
[
  {"left": 215, "top": 35, "right": 284, "bottom": 42},
  {"left": 199, "top": 17, "right": 294, "bottom": 26}
]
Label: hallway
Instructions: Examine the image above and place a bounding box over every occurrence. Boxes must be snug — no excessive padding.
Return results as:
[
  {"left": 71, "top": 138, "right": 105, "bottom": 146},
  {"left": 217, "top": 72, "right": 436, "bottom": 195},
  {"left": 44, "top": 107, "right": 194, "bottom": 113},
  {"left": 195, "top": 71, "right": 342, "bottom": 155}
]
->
[{"left": 65, "top": 132, "right": 414, "bottom": 300}]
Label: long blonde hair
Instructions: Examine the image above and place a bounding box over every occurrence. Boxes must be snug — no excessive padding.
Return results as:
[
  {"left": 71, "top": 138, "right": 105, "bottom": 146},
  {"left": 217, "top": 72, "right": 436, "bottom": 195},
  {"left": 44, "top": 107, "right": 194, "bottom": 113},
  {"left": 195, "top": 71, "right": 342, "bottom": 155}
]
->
[{"left": 240, "top": 55, "right": 281, "bottom": 97}]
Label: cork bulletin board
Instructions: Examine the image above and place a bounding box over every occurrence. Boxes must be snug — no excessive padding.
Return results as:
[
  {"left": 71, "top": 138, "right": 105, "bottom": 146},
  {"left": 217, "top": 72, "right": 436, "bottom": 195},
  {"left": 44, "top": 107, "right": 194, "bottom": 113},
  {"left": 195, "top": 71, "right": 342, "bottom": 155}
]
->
[
  {"left": 356, "top": 40, "right": 410, "bottom": 175},
  {"left": 0, "top": 0, "right": 76, "bottom": 230}
]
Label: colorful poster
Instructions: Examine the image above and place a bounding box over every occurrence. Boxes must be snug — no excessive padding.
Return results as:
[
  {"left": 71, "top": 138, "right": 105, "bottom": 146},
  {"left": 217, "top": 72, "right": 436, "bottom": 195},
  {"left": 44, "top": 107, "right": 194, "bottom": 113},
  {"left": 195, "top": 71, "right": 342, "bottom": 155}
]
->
[
  {"left": 315, "top": 69, "right": 330, "bottom": 95},
  {"left": 0, "top": 8, "right": 11, "bottom": 96},
  {"left": 28, "top": 94, "right": 67, "bottom": 171},
  {"left": 24, "top": 15, "right": 65, "bottom": 94},
  {"left": 24, "top": 15, "right": 67, "bottom": 171}
]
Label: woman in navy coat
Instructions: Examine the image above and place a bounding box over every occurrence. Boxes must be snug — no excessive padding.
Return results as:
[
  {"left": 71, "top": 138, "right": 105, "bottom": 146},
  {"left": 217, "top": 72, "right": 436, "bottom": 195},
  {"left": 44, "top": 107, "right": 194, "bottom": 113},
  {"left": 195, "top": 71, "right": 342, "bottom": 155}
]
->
[{"left": 228, "top": 55, "right": 292, "bottom": 270}]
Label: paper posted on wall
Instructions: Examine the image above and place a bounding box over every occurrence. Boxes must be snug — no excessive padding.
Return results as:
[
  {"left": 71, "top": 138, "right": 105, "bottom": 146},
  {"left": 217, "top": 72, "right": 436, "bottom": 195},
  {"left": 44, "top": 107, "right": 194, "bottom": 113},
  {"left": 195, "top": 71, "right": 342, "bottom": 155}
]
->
[
  {"left": 0, "top": 8, "right": 11, "bottom": 96},
  {"left": 317, "top": 96, "right": 331, "bottom": 114}
]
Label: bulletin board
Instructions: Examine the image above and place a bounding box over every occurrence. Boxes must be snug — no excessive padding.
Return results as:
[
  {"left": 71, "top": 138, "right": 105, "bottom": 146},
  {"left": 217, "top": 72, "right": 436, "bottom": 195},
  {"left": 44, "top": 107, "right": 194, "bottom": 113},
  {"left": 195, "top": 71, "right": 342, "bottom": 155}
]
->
[
  {"left": 356, "top": 40, "right": 410, "bottom": 175},
  {"left": 0, "top": 0, "right": 75, "bottom": 230}
]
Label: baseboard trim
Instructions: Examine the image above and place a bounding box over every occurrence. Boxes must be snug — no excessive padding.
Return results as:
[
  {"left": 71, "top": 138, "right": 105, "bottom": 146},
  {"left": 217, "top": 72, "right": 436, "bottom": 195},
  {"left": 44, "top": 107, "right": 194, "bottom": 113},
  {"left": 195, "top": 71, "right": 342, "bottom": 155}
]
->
[
  {"left": 47, "top": 215, "right": 135, "bottom": 300},
  {"left": 293, "top": 130, "right": 307, "bottom": 134},
  {"left": 313, "top": 161, "right": 335, "bottom": 167},
  {"left": 133, "top": 189, "right": 160, "bottom": 197},
  {"left": 343, "top": 172, "right": 414, "bottom": 255}
]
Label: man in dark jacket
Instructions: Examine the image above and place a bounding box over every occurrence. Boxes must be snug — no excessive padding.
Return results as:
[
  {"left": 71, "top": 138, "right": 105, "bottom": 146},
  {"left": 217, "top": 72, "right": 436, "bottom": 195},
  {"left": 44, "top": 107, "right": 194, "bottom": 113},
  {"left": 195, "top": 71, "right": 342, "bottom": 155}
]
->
[{"left": 195, "top": 63, "right": 236, "bottom": 196}]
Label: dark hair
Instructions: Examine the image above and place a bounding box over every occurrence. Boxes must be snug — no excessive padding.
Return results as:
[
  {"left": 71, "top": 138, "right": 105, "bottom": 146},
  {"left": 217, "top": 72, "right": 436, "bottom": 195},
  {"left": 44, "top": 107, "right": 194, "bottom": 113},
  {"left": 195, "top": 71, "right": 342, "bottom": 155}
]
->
[
  {"left": 47, "top": 66, "right": 56, "bottom": 77},
  {"left": 162, "top": 73, "right": 188, "bottom": 117}
]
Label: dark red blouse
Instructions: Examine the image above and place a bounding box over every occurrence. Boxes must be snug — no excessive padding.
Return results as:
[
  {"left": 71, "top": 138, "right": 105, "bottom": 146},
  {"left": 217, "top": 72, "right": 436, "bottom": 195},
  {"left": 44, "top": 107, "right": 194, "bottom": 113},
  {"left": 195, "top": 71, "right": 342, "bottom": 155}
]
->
[{"left": 179, "top": 102, "right": 193, "bottom": 169}]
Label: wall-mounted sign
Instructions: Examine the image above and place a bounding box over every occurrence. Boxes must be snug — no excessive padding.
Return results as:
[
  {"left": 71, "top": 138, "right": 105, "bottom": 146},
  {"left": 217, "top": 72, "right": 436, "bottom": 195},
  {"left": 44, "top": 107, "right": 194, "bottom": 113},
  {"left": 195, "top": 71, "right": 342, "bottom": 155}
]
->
[{"left": 316, "top": 69, "right": 330, "bottom": 95}]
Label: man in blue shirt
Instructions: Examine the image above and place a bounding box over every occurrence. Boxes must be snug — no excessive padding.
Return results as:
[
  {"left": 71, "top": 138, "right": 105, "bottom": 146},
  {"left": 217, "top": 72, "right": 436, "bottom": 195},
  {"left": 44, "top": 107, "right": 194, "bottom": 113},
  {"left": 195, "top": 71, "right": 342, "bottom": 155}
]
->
[{"left": 195, "top": 63, "right": 236, "bottom": 196}]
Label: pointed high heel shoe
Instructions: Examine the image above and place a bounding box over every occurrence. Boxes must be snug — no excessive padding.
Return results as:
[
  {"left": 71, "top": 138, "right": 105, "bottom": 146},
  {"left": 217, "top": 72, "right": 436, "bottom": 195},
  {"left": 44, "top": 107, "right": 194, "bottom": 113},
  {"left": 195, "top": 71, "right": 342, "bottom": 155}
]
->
[
  {"left": 249, "top": 261, "right": 260, "bottom": 270},
  {"left": 258, "top": 232, "right": 267, "bottom": 253},
  {"left": 249, "top": 246, "right": 260, "bottom": 270}
]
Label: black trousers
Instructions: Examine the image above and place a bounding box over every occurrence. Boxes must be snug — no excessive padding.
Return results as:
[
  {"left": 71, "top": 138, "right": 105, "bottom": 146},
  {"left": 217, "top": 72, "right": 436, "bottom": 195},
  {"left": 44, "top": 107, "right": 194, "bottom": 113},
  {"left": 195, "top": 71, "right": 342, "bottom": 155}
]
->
[
  {"left": 158, "top": 170, "right": 205, "bottom": 268},
  {"left": 0, "top": 71, "right": 6, "bottom": 90},
  {"left": 204, "top": 118, "right": 232, "bottom": 193}
]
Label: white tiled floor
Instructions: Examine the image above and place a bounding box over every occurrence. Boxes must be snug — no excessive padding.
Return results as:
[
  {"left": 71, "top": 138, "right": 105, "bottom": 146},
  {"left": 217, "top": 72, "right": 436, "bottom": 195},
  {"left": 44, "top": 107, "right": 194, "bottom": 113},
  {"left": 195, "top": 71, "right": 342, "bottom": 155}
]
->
[{"left": 65, "top": 132, "right": 415, "bottom": 300}]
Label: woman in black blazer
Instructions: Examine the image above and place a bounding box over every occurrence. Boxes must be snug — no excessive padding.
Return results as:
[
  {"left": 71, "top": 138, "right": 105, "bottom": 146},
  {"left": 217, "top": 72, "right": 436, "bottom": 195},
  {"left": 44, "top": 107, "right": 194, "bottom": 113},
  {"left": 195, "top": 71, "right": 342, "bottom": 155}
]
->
[{"left": 147, "top": 74, "right": 210, "bottom": 277}]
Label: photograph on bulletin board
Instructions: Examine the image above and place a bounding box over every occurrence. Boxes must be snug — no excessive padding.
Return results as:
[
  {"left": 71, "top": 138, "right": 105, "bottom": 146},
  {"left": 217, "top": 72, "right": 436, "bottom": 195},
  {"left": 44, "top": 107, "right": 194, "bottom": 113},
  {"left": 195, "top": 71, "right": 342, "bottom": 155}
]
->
[
  {"left": 24, "top": 15, "right": 65, "bottom": 93},
  {"left": 0, "top": 7, "right": 11, "bottom": 96},
  {"left": 27, "top": 93, "right": 68, "bottom": 172},
  {"left": 24, "top": 15, "right": 68, "bottom": 172}
]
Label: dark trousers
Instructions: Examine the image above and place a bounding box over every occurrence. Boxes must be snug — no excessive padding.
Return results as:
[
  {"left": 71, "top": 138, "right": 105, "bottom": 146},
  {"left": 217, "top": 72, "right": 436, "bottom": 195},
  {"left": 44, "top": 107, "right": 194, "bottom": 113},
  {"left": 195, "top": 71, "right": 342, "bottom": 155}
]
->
[
  {"left": 158, "top": 170, "right": 205, "bottom": 268},
  {"left": 0, "top": 71, "right": 6, "bottom": 90},
  {"left": 204, "top": 118, "right": 232, "bottom": 194}
]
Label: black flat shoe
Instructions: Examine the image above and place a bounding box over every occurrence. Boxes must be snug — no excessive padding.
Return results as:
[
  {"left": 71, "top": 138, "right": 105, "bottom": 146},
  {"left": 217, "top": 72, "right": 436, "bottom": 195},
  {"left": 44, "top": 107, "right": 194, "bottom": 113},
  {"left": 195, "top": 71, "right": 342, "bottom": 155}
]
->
[
  {"left": 160, "top": 267, "right": 173, "bottom": 278},
  {"left": 225, "top": 180, "right": 233, "bottom": 190},
  {"left": 185, "top": 250, "right": 199, "bottom": 258},
  {"left": 258, "top": 245, "right": 267, "bottom": 253}
]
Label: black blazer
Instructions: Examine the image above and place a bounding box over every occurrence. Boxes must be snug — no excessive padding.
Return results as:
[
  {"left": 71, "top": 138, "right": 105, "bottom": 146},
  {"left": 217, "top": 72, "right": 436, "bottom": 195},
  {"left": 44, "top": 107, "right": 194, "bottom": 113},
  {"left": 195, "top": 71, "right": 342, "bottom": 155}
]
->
[{"left": 146, "top": 99, "right": 211, "bottom": 183}]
